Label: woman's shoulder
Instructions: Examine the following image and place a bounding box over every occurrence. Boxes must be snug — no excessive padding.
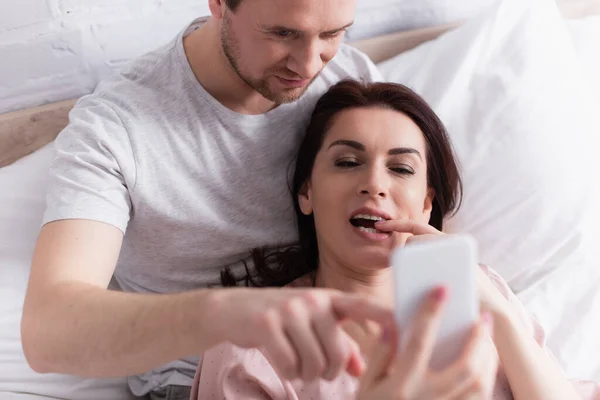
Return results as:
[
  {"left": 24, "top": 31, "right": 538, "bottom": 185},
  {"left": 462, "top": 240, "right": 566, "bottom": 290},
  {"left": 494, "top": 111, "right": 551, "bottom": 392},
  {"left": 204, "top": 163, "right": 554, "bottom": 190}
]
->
[
  {"left": 478, "top": 263, "right": 546, "bottom": 345},
  {"left": 478, "top": 263, "right": 512, "bottom": 297}
]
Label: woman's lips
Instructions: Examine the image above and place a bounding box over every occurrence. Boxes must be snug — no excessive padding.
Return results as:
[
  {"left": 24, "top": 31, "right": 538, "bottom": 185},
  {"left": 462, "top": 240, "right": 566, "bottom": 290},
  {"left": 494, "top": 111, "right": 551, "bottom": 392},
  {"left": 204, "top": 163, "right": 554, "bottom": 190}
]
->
[{"left": 350, "top": 222, "right": 392, "bottom": 241}]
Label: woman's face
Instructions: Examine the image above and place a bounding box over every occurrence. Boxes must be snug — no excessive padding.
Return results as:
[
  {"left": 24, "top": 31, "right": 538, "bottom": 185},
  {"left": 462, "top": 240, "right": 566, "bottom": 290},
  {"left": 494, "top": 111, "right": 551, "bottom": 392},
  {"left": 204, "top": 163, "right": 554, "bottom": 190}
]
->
[{"left": 299, "top": 106, "right": 434, "bottom": 270}]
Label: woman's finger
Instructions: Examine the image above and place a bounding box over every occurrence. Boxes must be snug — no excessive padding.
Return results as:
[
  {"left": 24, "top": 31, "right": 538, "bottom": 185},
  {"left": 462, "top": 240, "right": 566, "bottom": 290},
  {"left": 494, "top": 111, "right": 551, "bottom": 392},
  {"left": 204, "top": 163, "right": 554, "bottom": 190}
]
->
[
  {"left": 341, "top": 321, "right": 373, "bottom": 377},
  {"left": 476, "top": 344, "right": 499, "bottom": 400},
  {"left": 432, "top": 315, "right": 493, "bottom": 398},
  {"left": 359, "top": 328, "right": 395, "bottom": 388},
  {"left": 477, "top": 315, "right": 499, "bottom": 399},
  {"left": 394, "top": 286, "right": 448, "bottom": 380},
  {"left": 375, "top": 218, "right": 442, "bottom": 235},
  {"left": 331, "top": 293, "right": 398, "bottom": 340},
  {"left": 311, "top": 307, "right": 351, "bottom": 380},
  {"left": 282, "top": 298, "right": 328, "bottom": 381},
  {"left": 405, "top": 233, "right": 446, "bottom": 247},
  {"left": 259, "top": 310, "right": 300, "bottom": 380},
  {"left": 448, "top": 333, "right": 498, "bottom": 400},
  {"left": 345, "top": 334, "right": 366, "bottom": 377}
]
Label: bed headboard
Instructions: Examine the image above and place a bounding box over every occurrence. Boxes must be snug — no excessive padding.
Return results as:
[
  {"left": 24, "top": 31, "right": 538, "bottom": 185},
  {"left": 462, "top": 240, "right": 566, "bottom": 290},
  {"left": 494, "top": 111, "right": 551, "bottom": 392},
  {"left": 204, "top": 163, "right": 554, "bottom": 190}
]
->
[{"left": 1, "top": 0, "right": 597, "bottom": 168}]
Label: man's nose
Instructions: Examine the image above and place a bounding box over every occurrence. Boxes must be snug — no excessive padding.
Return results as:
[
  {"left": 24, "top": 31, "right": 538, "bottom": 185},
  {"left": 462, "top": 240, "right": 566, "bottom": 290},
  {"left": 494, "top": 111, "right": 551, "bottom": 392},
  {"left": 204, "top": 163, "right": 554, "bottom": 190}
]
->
[{"left": 288, "top": 40, "right": 323, "bottom": 79}]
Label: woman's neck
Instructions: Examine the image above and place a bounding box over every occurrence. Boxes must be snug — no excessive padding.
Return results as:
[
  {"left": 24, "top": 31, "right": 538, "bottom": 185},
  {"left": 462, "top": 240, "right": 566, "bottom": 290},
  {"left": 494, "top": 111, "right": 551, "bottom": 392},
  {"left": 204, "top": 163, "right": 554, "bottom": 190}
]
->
[{"left": 314, "top": 258, "right": 395, "bottom": 307}]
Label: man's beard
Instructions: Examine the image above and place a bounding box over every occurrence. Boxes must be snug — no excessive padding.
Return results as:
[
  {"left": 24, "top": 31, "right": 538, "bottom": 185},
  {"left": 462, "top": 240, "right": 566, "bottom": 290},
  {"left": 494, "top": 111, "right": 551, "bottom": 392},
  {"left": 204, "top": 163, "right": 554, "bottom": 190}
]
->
[{"left": 220, "top": 13, "right": 316, "bottom": 105}]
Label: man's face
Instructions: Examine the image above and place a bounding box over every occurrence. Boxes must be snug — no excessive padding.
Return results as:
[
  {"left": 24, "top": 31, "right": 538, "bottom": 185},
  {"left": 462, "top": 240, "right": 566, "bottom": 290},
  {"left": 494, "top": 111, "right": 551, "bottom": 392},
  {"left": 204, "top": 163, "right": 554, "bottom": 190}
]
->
[{"left": 221, "top": 0, "right": 356, "bottom": 104}]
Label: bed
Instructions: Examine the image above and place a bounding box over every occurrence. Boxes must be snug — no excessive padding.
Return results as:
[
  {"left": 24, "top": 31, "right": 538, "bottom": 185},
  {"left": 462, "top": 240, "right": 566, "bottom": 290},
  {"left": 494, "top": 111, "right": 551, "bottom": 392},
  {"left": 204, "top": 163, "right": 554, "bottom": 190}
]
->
[{"left": 1, "top": 0, "right": 599, "bottom": 398}]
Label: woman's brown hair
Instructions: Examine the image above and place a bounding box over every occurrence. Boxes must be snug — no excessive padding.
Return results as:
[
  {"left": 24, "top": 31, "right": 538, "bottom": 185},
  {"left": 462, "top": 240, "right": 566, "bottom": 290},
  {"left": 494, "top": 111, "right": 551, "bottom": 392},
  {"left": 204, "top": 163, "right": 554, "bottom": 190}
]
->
[{"left": 221, "top": 80, "right": 462, "bottom": 287}]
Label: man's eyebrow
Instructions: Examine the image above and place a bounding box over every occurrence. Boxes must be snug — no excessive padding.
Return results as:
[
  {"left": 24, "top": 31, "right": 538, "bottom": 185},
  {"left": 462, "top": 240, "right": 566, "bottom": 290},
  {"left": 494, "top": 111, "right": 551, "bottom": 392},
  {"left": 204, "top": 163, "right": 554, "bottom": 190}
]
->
[
  {"left": 323, "top": 21, "right": 354, "bottom": 34},
  {"left": 263, "top": 25, "right": 300, "bottom": 34},
  {"left": 262, "top": 21, "right": 354, "bottom": 35}
]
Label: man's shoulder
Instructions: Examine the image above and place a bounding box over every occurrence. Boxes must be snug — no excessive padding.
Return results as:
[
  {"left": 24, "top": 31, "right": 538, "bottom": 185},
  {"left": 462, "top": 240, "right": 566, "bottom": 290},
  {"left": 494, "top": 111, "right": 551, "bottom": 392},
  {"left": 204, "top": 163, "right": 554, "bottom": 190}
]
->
[{"left": 84, "top": 34, "right": 186, "bottom": 116}]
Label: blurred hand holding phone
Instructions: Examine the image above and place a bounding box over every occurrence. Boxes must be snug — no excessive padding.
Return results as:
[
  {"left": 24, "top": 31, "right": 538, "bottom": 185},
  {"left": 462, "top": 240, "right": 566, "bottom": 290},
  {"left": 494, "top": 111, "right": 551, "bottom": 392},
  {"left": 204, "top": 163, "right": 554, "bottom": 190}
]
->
[{"left": 391, "top": 234, "right": 479, "bottom": 370}]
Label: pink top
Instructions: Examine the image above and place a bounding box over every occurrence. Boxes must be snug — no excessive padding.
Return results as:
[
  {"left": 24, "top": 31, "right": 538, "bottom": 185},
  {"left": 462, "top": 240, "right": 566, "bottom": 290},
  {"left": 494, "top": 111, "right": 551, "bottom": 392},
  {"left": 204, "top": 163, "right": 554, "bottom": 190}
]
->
[{"left": 191, "top": 266, "right": 600, "bottom": 400}]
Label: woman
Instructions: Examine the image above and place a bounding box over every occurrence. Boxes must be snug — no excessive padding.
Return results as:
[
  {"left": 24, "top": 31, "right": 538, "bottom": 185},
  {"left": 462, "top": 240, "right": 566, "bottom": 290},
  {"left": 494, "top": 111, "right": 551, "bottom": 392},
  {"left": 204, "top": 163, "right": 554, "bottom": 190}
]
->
[{"left": 191, "top": 80, "right": 600, "bottom": 399}]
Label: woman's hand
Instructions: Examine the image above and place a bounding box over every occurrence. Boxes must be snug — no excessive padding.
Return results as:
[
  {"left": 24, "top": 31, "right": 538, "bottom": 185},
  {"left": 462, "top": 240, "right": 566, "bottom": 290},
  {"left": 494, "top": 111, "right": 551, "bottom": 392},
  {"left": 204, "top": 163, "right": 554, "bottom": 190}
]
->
[
  {"left": 357, "top": 286, "right": 499, "bottom": 400},
  {"left": 375, "top": 219, "right": 510, "bottom": 317},
  {"left": 209, "top": 287, "right": 397, "bottom": 382},
  {"left": 374, "top": 220, "right": 584, "bottom": 400}
]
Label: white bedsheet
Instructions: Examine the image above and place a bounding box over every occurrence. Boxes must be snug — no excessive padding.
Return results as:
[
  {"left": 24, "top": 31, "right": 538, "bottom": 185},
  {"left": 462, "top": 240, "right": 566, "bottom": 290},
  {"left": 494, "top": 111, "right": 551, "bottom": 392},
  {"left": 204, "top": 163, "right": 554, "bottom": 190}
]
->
[
  {"left": 376, "top": 4, "right": 600, "bottom": 384},
  {"left": 0, "top": 144, "right": 136, "bottom": 399},
  {"left": 568, "top": 15, "right": 600, "bottom": 101},
  {"left": 1, "top": 11, "right": 599, "bottom": 400},
  {"left": 517, "top": 14, "right": 600, "bottom": 382}
]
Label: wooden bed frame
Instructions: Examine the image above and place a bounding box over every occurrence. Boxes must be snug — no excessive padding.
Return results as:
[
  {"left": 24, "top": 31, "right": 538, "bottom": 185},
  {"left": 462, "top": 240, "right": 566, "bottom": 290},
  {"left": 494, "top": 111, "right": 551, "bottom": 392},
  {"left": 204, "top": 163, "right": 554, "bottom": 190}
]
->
[{"left": 1, "top": 0, "right": 598, "bottom": 168}]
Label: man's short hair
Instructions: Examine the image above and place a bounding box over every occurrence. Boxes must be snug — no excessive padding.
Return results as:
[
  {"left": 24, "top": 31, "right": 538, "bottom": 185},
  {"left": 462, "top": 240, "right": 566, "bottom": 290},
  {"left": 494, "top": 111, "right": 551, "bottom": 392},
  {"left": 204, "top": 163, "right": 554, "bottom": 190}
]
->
[{"left": 225, "top": 0, "right": 243, "bottom": 11}]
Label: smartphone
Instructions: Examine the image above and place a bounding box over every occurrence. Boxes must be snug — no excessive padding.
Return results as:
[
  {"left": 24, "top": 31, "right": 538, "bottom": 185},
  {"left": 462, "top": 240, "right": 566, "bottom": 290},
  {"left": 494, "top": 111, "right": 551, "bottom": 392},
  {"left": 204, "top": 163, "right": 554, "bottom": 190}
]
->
[{"left": 390, "top": 234, "right": 479, "bottom": 370}]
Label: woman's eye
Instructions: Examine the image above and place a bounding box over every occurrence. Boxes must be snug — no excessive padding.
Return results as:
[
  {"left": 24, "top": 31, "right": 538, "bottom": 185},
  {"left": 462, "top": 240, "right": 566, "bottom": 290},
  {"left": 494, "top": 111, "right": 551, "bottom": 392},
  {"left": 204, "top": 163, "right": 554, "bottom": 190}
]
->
[
  {"left": 335, "top": 159, "right": 360, "bottom": 168},
  {"left": 390, "top": 166, "right": 415, "bottom": 175}
]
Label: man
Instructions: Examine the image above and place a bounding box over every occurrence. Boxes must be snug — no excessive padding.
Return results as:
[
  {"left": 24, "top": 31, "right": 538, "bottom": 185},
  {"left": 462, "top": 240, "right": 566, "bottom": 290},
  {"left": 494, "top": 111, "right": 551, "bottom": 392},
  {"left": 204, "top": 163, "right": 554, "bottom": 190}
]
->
[{"left": 21, "top": 0, "right": 392, "bottom": 398}]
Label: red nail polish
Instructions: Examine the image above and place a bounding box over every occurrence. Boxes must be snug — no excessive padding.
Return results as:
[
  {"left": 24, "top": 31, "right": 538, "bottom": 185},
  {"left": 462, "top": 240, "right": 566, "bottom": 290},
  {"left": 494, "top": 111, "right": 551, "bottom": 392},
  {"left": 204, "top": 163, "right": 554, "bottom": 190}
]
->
[
  {"left": 482, "top": 311, "right": 493, "bottom": 326},
  {"left": 381, "top": 327, "right": 391, "bottom": 343},
  {"left": 432, "top": 286, "right": 448, "bottom": 302}
]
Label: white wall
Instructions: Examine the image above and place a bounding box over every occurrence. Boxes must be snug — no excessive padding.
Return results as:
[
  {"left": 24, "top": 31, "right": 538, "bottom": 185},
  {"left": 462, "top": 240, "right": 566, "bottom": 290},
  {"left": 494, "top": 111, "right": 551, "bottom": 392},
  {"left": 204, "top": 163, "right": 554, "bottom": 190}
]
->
[
  {"left": 0, "top": 0, "right": 210, "bottom": 114},
  {"left": 0, "top": 0, "right": 582, "bottom": 115},
  {"left": 0, "top": 0, "right": 508, "bottom": 115}
]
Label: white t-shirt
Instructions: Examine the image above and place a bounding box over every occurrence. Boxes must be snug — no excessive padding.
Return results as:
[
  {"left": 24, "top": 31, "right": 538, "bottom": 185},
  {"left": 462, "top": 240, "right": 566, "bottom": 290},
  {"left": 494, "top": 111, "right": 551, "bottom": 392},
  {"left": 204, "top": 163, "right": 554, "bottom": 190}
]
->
[{"left": 43, "top": 17, "right": 382, "bottom": 396}]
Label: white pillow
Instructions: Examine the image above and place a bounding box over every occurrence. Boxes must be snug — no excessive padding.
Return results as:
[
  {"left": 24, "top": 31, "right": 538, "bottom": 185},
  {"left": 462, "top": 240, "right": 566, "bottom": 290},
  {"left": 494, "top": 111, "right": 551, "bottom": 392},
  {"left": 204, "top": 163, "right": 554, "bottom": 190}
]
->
[
  {"left": 0, "top": 144, "right": 135, "bottom": 399},
  {"left": 521, "top": 13, "right": 600, "bottom": 381},
  {"left": 567, "top": 14, "right": 600, "bottom": 103},
  {"left": 346, "top": 0, "right": 498, "bottom": 40},
  {"left": 377, "top": 0, "right": 600, "bottom": 380}
]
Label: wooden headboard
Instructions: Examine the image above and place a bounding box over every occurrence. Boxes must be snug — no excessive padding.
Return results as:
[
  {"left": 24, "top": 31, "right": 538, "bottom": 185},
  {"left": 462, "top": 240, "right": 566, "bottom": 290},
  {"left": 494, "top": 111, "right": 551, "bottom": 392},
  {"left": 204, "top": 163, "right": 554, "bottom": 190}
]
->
[{"left": 1, "top": 0, "right": 598, "bottom": 168}]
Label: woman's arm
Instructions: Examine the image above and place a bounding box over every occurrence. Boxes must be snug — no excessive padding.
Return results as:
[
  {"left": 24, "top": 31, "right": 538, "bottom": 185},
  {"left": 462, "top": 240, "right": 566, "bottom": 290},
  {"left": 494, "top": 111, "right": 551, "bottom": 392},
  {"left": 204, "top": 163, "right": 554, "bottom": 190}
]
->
[
  {"left": 492, "top": 306, "right": 581, "bottom": 400},
  {"left": 370, "top": 220, "right": 597, "bottom": 399},
  {"left": 480, "top": 266, "right": 586, "bottom": 400}
]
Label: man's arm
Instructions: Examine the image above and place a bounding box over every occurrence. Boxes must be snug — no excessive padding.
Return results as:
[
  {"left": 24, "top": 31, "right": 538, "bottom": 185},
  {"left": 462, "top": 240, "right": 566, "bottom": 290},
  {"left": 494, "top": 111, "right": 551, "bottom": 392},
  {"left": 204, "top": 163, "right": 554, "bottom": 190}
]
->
[
  {"left": 22, "top": 220, "right": 398, "bottom": 380},
  {"left": 21, "top": 219, "right": 219, "bottom": 377}
]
